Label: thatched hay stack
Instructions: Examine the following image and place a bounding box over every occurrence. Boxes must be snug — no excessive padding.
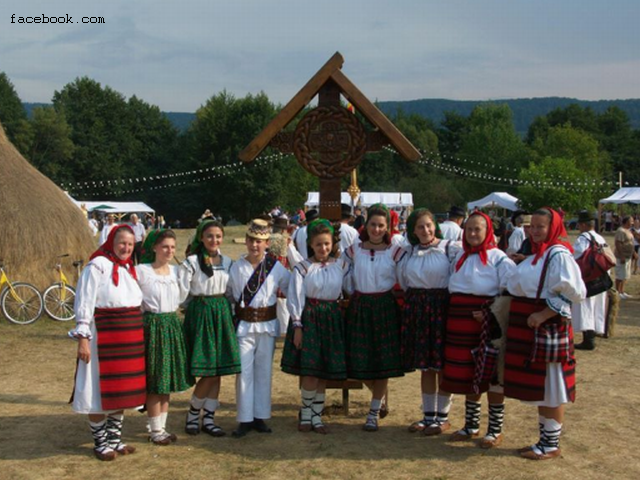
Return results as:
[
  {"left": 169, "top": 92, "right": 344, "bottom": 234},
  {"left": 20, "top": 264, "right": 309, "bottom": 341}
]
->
[{"left": 0, "top": 121, "right": 95, "bottom": 289}]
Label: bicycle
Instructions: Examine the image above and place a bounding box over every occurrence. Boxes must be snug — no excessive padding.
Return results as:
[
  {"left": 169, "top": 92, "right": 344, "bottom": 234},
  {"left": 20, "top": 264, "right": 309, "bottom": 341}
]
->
[
  {"left": 42, "top": 254, "right": 84, "bottom": 322},
  {"left": 0, "top": 261, "right": 44, "bottom": 325}
]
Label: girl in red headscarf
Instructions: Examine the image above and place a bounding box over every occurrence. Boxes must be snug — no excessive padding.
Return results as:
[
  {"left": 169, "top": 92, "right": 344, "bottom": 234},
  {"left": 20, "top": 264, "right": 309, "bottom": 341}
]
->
[
  {"left": 440, "top": 211, "right": 515, "bottom": 448},
  {"left": 69, "top": 225, "right": 144, "bottom": 461},
  {"left": 504, "top": 208, "right": 585, "bottom": 460}
]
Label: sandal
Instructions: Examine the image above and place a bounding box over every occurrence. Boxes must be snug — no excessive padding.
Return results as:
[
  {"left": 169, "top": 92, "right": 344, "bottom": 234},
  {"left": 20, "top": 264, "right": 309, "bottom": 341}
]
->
[
  {"left": 363, "top": 417, "right": 378, "bottom": 432},
  {"left": 185, "top": 411, "right": 200, "bottom": 436},
  {"left": 312, "top": 423, "right": 328, "bottom": 435},
  {"left": 408, "top": 419, "right": 432, "bottom": 433},
  {"left": 202, "top": 423, "right": 226, "bottom": 437}
]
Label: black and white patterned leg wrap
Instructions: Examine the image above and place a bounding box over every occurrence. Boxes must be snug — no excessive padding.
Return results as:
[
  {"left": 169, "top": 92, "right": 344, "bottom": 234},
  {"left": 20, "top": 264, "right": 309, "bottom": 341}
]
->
[
  {"left": 90, "top": 420, "right": 114, "bottom": 455},
  {"left": 485, "top": 403, "right": 505, "bottom": 440}
]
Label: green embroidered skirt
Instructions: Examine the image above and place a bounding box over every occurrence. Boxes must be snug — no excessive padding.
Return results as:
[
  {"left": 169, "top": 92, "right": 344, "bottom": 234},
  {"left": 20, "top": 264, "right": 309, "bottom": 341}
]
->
[
  {"left": 143, "top": 311, "right": 194, "bottom": 395},
  {"left": 345, "top": 291, "right": 405, "bottom": 380},
  {"left": 183, "top": 296, "right": 241, "bottom": 377},
  {"left": 281, "top": 299, "right": 347, "bottom": 380}
]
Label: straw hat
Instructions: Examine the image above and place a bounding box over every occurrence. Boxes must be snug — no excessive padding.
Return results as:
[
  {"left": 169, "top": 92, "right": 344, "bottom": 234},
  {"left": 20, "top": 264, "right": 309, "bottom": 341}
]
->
[{"left": 246, "top": 219, "right": 271, "bottom": 240}]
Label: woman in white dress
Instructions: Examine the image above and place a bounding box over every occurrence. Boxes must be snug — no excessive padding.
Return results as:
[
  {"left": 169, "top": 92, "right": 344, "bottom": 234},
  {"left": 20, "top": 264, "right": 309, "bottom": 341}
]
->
[
  {"left": 504, "top": 208, "right": 586, "bottom": 460},
  {"left": 70, "top": 225, "right": 143, "bottom": 461}
]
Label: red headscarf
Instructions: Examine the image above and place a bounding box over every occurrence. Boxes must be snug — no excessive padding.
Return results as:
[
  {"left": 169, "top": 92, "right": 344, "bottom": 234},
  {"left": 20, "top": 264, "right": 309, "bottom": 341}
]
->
[
  {"left": 90, "top": 224, "right": 138, "bottom": 286},
  {"left": 455, "top": 211, "right": 497, "bottom": 272},
  {"left": 531, "top": 207, "right": 573, "bottom": 265},
  {"left": 389, "top": 210, "right": 400, "bottom": 236}
]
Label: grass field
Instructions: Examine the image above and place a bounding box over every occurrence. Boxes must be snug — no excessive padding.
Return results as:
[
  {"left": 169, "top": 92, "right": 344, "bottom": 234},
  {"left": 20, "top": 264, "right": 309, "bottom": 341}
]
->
[{"left": 0, "top": 228, "right": 638, "bottom": 480}]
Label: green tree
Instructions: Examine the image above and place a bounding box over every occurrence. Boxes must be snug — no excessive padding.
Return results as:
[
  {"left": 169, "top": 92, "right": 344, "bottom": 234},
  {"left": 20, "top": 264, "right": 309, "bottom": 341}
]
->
[
  {"left": 529, "top": 124, "right": 611, "bottom": 177},
  {"left": 517, "top": 157, "right": 599, "bottom": 212},
  {"left": 28, "top": 106, "right": 75, "bottom": 183},
  {"left": 0, "top": 72, "right": 32, "bottom": 154}
]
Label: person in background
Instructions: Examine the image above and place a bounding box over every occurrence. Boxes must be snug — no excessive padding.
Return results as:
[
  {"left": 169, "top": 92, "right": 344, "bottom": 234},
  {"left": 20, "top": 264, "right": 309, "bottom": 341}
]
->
[
  {"left": 339, "top": 204, "right": 361, "bottom": 254},
  {"left": 353, "top": 207, "right": 366, "bottom": 230},
  {"left": 128, "top": 214, "right": 146, "bottom": 265},
  {"left": 99, "top": 214, "right": 117, "bottom": 246},
  {"left": 292, "top": 209, "right": 319, "bottom": 260},
  {"left": 506, "top": 213, "right": 527, "bottom": 256},
  {"left": 614, "top": 216, "right": 634, "bottom": 299},
  {"left": 440, "top": 206, "right": 465, "bottom": 242},
  {"left": 571, "top": 211, "right": 608, "bottom": 351}
]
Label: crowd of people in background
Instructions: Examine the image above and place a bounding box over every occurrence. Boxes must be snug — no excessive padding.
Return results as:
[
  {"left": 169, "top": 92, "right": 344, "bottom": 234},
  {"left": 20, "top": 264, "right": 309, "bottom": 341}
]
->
[{"left": 70, "top": 200, "right": 630, "bottom": 463}]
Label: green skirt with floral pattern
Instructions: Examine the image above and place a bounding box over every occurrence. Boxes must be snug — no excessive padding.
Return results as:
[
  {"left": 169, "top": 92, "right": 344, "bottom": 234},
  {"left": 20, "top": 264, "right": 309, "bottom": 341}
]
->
[
  {"left": 183, "top": 296, "right": 241, "bottom": 377},
  {"left": 143, "top": 311, "right": 194, "bottom": 395}
]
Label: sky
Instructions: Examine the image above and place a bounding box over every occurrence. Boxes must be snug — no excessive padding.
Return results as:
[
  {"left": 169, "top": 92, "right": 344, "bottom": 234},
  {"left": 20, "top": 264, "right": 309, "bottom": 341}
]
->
[{"left": 2, "top": 0, "right": 639, "bottom": 112}]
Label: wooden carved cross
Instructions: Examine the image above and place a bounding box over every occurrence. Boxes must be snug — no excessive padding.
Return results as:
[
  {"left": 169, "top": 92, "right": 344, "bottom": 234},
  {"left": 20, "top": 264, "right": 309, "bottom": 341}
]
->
[{"left": 239, "top": 52, "right": 420, "bottom": 222}]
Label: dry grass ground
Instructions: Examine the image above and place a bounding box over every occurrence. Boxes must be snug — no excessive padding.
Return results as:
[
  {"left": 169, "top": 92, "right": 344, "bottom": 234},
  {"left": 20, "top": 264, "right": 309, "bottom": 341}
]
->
[{"left": 1, "top": 228, "right": 638, "bottom": 480}]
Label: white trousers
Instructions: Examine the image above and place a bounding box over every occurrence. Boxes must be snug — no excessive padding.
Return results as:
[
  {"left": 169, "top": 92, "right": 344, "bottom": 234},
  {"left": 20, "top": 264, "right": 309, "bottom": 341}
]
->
[
  {"left": 571, "top": 291, "right": 607, "bottom": 334},
  {"left": 235, "top": 332, "right": 276, "bottom": 422}
]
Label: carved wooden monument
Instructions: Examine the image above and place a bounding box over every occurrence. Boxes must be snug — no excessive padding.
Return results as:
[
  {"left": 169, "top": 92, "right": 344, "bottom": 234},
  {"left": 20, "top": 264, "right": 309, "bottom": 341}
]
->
[{"left": 239, "top": 52, "right": 421, "bottom": 221}]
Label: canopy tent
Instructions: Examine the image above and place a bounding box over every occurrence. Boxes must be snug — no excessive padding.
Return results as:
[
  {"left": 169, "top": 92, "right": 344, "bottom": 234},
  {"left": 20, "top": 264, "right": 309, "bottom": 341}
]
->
[
  {"left": 467, "top": 192, "right": 519, "bottom": 212},
  {"left": 68, "top": 196, "right": 155, "bottom": 214},
  {"left": 305, "top": 192, "right": 413, "bottom": 209},
  {"left": 599, "top": 187, "right": 640, "bottom": 204}
]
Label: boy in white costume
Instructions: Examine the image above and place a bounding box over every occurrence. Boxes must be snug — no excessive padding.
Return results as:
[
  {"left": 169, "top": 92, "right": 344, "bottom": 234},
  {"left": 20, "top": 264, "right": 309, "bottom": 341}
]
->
[{"left": 227, "top": 219, "right": 290, "bottom": 437}]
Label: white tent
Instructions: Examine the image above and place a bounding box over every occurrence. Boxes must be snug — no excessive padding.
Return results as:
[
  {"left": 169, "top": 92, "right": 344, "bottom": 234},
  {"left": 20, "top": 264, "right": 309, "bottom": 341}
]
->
[
  {"left": 599, "top": 187, "right": 640, "bottom": 204},
  {"left": 305, "top": 192, "right": 413, "bottom": 209},
  {"left": 467, "top": 192, "right": 519, "bottom": 212},
  {"left": 67, "top": 195, "right": 155, "bottom": 214}
]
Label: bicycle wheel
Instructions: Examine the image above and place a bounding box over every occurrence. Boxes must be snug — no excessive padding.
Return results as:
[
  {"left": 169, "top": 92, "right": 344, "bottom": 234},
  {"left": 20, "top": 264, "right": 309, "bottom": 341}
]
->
[
  {"left": 43, "top": 283, "right": 76, "bottom": 321},
  {"left": 1, "top": 282, "right": 44, "bottom": 325}
]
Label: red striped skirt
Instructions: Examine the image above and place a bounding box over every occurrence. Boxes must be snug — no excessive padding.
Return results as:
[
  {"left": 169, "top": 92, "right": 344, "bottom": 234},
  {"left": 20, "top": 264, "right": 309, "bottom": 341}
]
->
[
  {"left": 95, "top": 306, "right": 146, "bottom": 411},
  {"left": 503, "top": 297, "right": 576, "bottom": 403},
  {"left": 440, "top": 294, "right": 493, "bottom": 394}
]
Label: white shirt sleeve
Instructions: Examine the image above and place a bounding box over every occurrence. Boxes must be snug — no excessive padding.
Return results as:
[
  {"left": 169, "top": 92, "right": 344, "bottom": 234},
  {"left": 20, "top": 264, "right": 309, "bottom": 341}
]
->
[
  {"left": 545, "top": 250, "right": 587, "bottom": 317},
  {"left": 286, "top": 263, "right": 306, "bottom": 322}
]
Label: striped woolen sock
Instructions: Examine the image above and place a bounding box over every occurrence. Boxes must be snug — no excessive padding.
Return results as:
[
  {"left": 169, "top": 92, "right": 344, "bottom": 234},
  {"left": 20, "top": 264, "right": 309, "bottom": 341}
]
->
[
  {"left": 311, "top": 393, "right": 325, "bottom": 428},
  {"left": 535, "top": 418, "right": 562, "bottom": 454},
  {"left": 89, "top": 419, "right": 113, "bottom": 455},
  {"left": 203, "top": 398, "right": 220, "bottom": 428},
  {"left": 300, "top": 388, "right": 316, "bottom": 425},
  {"left": 485, "top": 403, "right": 505, "bottom": 439},
  {"left": 367, "top": 398, "right": 382, "bottom": 421},
  {"left": 462, "top": 400, "right": 481, "bottom": 434}
]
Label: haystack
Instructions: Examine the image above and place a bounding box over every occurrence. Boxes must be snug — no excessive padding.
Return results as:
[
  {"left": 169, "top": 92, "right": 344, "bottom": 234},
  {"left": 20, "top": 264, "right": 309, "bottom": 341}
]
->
[{"left": 0, "top": 121, "right": 95, "bottom": 289}]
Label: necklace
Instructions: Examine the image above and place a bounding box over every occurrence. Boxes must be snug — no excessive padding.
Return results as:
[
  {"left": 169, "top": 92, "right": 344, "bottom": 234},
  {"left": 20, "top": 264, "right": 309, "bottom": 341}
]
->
[
  {"left": 419, "top": 237, "right": 437, "bottom": 248},
  {"left": 368, "top": 239, "right": 384, "bottom": 246}
]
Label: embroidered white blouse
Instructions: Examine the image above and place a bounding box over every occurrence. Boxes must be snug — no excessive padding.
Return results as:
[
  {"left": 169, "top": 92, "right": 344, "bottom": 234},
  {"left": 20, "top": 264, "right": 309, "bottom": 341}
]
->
[
  {"left": 286, "top": 258, "right": 348, "bottom": 322},
  {"left": 227, "top": 255, "right": 291, "bottom": 337},
  {"left": 136, "top": 264, "right": 181, "bottom": 313},
  {"left": 449, "top": 248, "right": 516, "bottom": 296},
  {"left": 343, "top": 244, "right": 406, "bottom": 295},
  {"left": 178, "top": 253, "right": 233, "bottom": 302},
  {"left": 507, "top": 246, "right": 586, "bottom": 318},
  {"left": 398, "top": 240, "right": 459, "bottom": 290}
]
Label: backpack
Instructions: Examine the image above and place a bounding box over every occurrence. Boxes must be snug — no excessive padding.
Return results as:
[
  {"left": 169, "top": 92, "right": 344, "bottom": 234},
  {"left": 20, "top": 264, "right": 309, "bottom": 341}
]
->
[{"left": 575, "top": 233, "right": 616, "bottom": 297}]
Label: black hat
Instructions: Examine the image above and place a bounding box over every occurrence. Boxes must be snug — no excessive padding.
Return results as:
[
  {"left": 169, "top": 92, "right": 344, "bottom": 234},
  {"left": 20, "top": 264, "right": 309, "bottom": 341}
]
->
[
  {"left": 577, "top": 210, "right": 596, "bottom": 223},
  {"left": 305, "top": 209, "right": 319, "bottom": 223},
  {"left": 448, "top": 206, "right": 466, "bottom": 218},
  {"left": 272, "top": 216, "right": 289, "bottom": 233},
  {"left": 341, "top": 203, "right": 353, "bottom": 219}
]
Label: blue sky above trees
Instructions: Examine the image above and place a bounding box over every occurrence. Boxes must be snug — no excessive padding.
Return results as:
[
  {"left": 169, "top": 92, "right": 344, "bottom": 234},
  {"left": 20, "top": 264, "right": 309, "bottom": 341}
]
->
[{"left": 2, "top": 0, "right": 638, "bottom": 111}]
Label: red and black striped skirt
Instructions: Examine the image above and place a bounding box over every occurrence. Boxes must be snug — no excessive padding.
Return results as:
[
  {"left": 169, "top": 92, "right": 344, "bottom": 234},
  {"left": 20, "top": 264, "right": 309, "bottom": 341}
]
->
[
  {"left": 503, "top": 297, "right": 576, "bottom": 403},
  {"left": 440, "top": 294, "right": 493, "bottom": 394},
  {"left": 95, "top": 306, "right": 146, "bottom": 411}
]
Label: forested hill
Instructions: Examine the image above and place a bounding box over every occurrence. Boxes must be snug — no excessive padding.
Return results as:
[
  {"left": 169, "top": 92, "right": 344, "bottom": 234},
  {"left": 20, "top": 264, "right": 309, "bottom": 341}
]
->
[
  {"left": 24, "top": 97, "right": 640, "bottom": 134},
  {"left": 377, "top": 98, "right": 640, "bottom": 134}
]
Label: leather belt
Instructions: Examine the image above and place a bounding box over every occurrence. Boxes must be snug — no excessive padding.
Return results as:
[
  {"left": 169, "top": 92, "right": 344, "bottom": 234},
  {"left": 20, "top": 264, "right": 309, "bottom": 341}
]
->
[{"left": 235, "top": 305, "right": 278, "bottom": 323}]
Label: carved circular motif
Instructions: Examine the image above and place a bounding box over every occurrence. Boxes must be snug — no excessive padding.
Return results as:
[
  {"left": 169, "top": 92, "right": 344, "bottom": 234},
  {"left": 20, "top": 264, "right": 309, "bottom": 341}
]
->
[{"left": 293, "top": 106, "right": 367, "bottom": 179}]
